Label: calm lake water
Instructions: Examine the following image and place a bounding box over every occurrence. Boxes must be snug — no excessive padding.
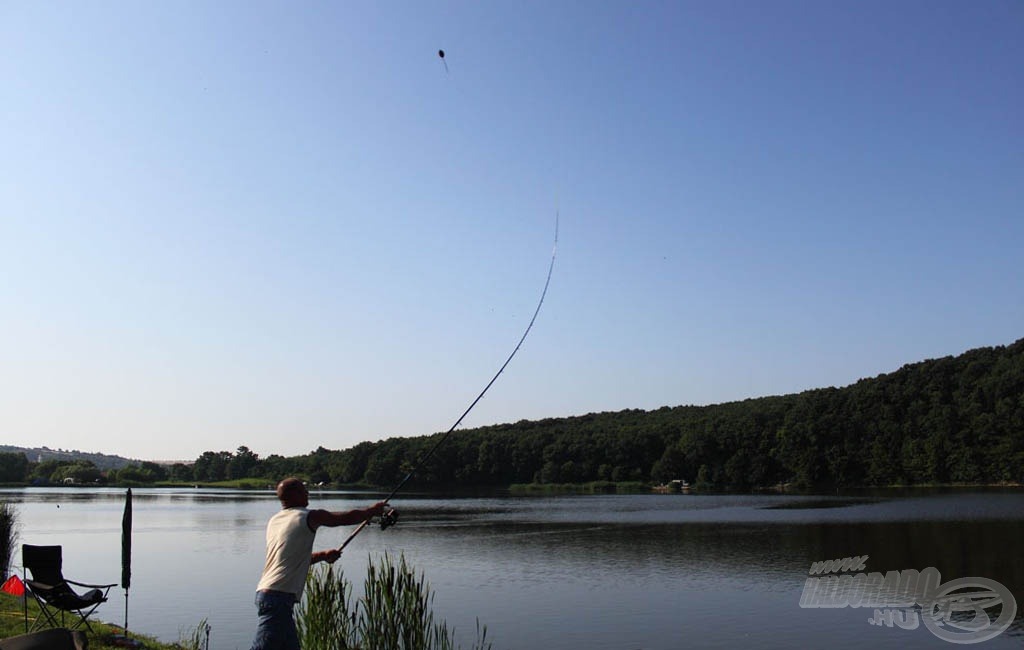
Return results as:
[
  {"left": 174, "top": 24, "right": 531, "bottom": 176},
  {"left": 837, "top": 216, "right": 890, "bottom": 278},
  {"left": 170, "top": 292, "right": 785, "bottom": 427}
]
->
[{"left": 2, "top": 487, "right": 1022, "bottom": 649}]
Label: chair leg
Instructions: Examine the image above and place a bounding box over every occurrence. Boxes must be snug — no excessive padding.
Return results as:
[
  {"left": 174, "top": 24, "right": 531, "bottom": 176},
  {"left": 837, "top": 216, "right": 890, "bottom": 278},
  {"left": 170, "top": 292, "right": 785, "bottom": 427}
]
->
[
  {"left": 28, "top": 603, "right": 61, "bottom": 632},
  {"left": 70, "top": 603, "right": 103, "bottom": 633}
]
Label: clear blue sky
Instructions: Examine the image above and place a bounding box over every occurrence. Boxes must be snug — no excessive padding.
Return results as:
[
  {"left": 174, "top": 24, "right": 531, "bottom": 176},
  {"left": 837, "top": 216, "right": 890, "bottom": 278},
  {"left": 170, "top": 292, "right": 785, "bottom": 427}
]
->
[{"left": 2, "top": 1, "right": 1021, "bottom": 461}]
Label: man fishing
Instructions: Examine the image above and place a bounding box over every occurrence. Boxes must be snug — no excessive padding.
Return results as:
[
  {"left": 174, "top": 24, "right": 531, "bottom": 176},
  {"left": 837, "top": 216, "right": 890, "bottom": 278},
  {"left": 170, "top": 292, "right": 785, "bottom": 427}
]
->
[{"left": 250, "top": 477, "right": 388, "bottom": 650}]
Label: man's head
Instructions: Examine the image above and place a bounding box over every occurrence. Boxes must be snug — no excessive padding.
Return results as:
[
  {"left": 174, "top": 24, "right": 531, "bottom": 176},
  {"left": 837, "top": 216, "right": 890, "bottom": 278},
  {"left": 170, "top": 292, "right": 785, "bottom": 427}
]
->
[{"left": 276, "top": 477, "right": 309, "bottom": 508}]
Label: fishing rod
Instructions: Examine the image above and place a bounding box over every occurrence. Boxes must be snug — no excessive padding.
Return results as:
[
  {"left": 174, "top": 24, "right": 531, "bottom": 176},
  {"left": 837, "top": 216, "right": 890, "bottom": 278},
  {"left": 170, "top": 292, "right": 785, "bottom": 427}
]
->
[{"left": 337, "top": 213, "right": 559, "bottom": 552}]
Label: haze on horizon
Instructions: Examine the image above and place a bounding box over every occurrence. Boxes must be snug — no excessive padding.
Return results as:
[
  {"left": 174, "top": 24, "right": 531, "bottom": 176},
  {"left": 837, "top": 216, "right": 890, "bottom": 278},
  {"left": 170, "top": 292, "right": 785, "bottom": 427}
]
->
[{"left": 2, "top": 2, "right": 1021, "bottom": 462}]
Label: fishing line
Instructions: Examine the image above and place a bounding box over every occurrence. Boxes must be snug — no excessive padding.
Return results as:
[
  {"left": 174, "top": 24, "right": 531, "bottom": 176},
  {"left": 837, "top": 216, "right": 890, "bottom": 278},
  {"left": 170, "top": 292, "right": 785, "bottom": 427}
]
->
[{"left": 337, "top": 211, "right": 559, "bottom": 552}]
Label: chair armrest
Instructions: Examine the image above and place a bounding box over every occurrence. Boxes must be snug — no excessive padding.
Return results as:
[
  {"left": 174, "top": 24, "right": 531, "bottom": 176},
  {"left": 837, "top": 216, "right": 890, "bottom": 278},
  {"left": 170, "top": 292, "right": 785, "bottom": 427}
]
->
[
  {"left": 66, "top": 579, "right": 116, "bottom": 589},
  {"left": 24, "top": 579, "right": 56, "bottom": 591}
]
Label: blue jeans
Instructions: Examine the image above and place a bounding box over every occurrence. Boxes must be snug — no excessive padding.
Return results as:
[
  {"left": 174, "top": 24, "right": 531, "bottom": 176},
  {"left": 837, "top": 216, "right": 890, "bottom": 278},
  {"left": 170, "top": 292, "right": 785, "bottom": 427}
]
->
[{"left": 250, "top": 590, "right": 299, "bottom": 650}]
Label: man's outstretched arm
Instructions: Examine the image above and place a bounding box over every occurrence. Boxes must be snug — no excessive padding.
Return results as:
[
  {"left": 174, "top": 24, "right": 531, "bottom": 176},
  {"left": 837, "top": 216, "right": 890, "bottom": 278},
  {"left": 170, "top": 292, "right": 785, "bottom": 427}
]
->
[{"left": 308, "top": 502, "right": 387, "bottom": 530}]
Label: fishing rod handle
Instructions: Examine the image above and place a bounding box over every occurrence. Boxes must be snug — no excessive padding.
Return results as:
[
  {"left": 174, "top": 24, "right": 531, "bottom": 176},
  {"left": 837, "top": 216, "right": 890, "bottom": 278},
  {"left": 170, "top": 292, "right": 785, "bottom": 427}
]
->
[{"left": 337, "top": 519, "right": 369, "bottom": 552}]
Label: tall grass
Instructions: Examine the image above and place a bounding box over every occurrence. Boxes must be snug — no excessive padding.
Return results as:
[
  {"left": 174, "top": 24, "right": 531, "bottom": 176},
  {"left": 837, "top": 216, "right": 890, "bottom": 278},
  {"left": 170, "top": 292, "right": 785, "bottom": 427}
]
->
[
  {"left": 177, "top": 617, "right": 212, "bottom": 650},
  {"left": 297, "top": 553, "right": 491, "bottom": 650},
  {"left": 0, "top": 502, "right": 17, "bottom": 579},
  {"left": 296, "top": 562, "right": 357, "bottom": 649}
]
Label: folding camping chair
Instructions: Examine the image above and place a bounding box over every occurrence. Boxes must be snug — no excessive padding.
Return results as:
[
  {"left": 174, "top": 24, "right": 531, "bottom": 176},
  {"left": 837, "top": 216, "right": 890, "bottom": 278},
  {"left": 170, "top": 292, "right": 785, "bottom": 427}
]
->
[{"left": 21, "top": 544, "right": 115, "bottom": 633}]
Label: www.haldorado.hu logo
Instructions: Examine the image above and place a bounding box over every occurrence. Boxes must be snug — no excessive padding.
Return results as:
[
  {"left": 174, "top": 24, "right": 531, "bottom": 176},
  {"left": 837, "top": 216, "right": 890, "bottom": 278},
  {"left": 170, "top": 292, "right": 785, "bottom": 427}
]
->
[{"left": 799, "top": 555, "right": 1017, "bottom": 644}]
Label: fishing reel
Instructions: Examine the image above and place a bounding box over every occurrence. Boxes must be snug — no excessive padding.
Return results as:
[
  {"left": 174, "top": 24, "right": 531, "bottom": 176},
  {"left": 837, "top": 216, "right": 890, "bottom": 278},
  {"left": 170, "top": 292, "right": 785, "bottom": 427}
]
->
[{"left": 379, "top": 507, "right": 399, "bottom": 531}]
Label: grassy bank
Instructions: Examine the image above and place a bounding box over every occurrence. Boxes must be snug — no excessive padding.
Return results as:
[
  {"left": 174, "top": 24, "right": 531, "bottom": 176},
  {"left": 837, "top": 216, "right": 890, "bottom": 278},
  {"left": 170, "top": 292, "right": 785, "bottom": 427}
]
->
[
  {"left": 508, "top": 480, "right": 649, "bottom": 494},
  {"left": 2, "top": 553, "right": 491, "bottom": 649},
  {"left": 150, "top": 479, "right": 270, "bottom": 489},
  {"left": 0, "top": 595, "right": 205, "bottom": 649}
]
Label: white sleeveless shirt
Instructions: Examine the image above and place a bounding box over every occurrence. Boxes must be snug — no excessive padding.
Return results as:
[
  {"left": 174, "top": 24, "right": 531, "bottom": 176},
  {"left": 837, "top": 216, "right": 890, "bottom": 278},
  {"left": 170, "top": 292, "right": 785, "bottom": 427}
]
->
[{"left": 256, "top": 507, "right": 316, "bottom": 596}]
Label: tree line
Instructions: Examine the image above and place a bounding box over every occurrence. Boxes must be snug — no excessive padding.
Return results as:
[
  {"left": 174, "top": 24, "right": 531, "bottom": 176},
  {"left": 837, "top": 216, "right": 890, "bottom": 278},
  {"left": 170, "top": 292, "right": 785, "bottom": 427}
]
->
[{"left": 3, "top": 338, "right": 1022, "bottom": 489}]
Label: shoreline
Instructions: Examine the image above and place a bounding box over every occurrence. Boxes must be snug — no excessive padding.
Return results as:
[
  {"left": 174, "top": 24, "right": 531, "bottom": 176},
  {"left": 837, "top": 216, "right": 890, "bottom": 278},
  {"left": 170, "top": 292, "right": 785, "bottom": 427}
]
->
[{"left": 2, "top": 480, "right": 1021, "bottom": 494}]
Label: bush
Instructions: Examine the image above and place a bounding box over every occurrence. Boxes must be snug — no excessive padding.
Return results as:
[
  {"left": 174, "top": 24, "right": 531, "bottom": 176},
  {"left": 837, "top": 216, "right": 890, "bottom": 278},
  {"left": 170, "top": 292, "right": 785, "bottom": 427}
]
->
[
  {"left": 0, "top": 502, "right": 17, "bottom": 579},
  {"left": 296, "top": 552, "right": 491, "bottom": 650}
]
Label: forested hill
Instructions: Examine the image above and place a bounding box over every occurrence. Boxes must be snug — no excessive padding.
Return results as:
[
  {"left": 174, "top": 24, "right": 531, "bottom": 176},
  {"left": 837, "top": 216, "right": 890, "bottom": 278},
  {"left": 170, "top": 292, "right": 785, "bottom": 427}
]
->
[
  {"left": 225, "top": 337, "right": 1022, "bottom": 489},
  {"left": 10, "top": 339, "right": 1021, "bottom": 489},
  {"left": 0, "top": 445, "right": 136, "bottom": 470}
]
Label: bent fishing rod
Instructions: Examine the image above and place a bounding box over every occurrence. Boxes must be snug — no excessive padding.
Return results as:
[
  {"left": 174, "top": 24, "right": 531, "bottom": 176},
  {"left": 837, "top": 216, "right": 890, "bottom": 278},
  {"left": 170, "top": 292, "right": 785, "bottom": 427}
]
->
[{"left": 337, "top": 213, "right": 559, "bottom": 552}]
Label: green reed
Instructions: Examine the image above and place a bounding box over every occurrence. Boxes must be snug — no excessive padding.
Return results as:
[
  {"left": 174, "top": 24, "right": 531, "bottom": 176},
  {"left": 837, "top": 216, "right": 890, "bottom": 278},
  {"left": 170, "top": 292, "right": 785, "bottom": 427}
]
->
[
  {"left": 177, "top": 617, "right": 211, "bottom": 650},
  {"left": 0, "top": 502, "right": 17, "bottom": 579},
  {"left": 297, "top": 553, "right": 491, "bottom": 650},
  {"left": 296, "top": 562, "right": 358, "bottom": 649}
]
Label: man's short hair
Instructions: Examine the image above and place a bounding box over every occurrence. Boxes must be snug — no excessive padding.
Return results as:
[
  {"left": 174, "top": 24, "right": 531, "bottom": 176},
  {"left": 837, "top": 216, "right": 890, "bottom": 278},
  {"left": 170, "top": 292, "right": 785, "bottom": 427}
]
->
[{"left": 276, "top": 477, "right": 306, "bottom": 503}]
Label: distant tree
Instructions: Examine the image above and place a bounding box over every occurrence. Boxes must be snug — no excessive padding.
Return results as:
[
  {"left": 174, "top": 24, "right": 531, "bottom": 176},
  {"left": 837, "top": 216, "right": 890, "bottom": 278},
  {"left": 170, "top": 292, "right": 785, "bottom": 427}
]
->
[
  {"left": 695, "top": 464, "right": 712, "bottom": 489},
  {"left": 227, "top": 446, "right": 259, "bottom": 479},
  {"left": 168, "top": 463, "right": 194, "bottom": 482},
  {"left": 116, "top": 466, "right": 140, "bottom": 483},
  {"left": 29, "top": 459, "right": 74, "bottom": 483},
  {"left": 193, "top": 451, "right": 232, "bottom": 482},
  {"left": 0, "top": 452, "right": 28, "bottom": 483},
  {"left": 651, "top": 446, "right": 686, "bottom": 483},
  {"left": 141, "top": 461, "right": 169, "bottom": 481},
  {"left": 258, "top": 454, "right": 296, "bottom": 481},
  {"left": 52, "top": 461, "right": 102, "bottom": 484}
]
